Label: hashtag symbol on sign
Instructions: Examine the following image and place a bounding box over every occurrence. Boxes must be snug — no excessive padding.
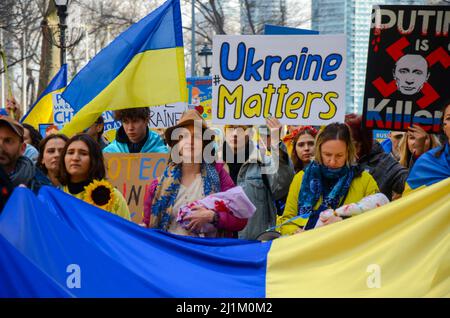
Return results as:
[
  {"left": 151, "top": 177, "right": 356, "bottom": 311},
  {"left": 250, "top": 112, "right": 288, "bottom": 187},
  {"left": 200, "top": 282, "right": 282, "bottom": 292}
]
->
[{"left": 213, "top": 75, "right": 221, "bottom": 86}]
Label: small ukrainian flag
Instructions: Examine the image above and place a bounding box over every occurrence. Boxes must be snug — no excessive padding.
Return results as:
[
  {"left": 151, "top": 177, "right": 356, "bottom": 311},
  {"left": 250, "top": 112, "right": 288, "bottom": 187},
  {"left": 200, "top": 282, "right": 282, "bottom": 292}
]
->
[
  {"left": 61, "top": 0, "right": 187, "bottom": 136},
  {"left": 21, "top": 64, "right": 67, "bottom": 129}
]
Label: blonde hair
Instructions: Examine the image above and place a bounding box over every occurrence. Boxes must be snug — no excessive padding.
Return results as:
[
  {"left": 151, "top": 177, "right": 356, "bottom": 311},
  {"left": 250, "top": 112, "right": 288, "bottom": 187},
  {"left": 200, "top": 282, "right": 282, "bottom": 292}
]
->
[
  {"left": 399, "top": 132, "right": 440, "bottom": 168},
  {"left": 314, "top": 123, "right": 357, "bottom": 166}
]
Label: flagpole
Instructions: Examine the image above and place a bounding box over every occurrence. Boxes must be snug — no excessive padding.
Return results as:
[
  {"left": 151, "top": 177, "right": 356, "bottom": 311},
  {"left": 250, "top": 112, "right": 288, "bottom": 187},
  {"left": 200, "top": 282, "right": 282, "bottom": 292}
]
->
[
  {"left": 191, "top": 0, "right": 196, "bottom": 77},
  {"left": 85, "top": 24, "right": 89, "bottom": 64},
  {"left": 22, "top": 35, "right": 27, "bottom": 114}
]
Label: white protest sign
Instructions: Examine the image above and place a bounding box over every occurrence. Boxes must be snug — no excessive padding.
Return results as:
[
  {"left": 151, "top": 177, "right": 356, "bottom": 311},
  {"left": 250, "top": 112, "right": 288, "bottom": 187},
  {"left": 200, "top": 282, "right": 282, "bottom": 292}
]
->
[
  {"left": 53, "top": 92, "right": 75, "bottom": 125},
  {"left": 149, "top": 102, "right": 187, "bottom": 128},
  {"left": 102, "top": 110, "right": 122, "bottom": 132},
  {"left": 100, "top": 103, "right": 187, "bottom": 139},
  {"left": 212, "top": 35, "right": 346, "bottom": 125}
]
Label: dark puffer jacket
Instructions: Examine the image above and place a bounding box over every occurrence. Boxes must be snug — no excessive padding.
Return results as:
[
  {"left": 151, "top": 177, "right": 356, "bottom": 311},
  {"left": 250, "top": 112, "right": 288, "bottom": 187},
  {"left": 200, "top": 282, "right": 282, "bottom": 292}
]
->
[
  {"left": 358, "top": 141, "right": 408, "bottom": 200},
  {"left": 0, "top": 165, "right": 13, "bottom": 212}
]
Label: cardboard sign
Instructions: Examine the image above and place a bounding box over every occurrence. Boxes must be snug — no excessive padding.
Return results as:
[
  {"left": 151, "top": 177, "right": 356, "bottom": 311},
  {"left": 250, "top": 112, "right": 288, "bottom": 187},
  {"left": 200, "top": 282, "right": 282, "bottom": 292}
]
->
[
  {"left": 187, "top": 77, "right": 212, "bottom": 121},
  {"left": 104, "top": 153, "right": 169, "bottom": 224},
  {"left": 362, "top": 5, "right": 449, "bottom": 133},
  {"left": 212, "top": 35, "right": 346, "bottom": 125}
]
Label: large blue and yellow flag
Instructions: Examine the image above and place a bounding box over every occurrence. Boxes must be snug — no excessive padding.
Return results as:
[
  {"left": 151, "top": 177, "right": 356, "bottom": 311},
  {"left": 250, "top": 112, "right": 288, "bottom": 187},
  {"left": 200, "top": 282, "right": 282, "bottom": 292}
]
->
[
  {"left": 0, "top": 178, "right": 448, "bottom": 297},
  {"left": 21, "top": 64, "right": 67, "bottom": 129},
  {"left": 60, "top": 0, "right": 187, "bottom": 136}
]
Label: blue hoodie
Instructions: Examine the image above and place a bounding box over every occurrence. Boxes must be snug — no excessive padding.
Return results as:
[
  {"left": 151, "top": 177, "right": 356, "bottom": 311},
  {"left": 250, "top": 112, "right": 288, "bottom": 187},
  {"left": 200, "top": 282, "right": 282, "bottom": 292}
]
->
[{"left": 103, "top": 127, "right": 168, "bottom": 153}]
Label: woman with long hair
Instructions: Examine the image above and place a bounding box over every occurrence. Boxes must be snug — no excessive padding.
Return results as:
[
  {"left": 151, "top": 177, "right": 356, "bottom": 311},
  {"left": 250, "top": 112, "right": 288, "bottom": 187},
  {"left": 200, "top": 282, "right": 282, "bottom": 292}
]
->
[
  {"left": 405, "top": 103, "right": 450, "bottom": 192},
  {"left": 143, "top": 110, "right": 248, "bottom": 237},
  {"left": 37, "top": 134, "right": 69, "bottom": 186},
  {"left": 399, "top": 124, "right": 440, "bottom": 169},
  {"left": 287, "top": 126, "right": 318, "bottom": 173},
  {"left": 59, "top": 133, "right": 130, "bottom": 220},
  {"left": 22, "top": 123, "right": 42, "bottom": 151},
  {"left": 278, "top": 123, "right": 380, "bottom": 234}
]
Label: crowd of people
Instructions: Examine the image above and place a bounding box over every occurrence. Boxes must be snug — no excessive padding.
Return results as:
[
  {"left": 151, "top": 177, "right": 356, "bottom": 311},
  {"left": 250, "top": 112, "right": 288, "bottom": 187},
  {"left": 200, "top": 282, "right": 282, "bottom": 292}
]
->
[{"left": 0, "top": 101, "right": 449, "bottom": 241}]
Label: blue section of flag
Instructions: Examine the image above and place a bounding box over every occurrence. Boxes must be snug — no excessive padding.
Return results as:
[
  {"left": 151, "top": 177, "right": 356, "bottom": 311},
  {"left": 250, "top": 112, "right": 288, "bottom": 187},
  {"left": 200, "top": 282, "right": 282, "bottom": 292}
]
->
[
  {"left": 0, "top": 186, "right": 270, "bottom": 297},
  {"left": 0, "top": 234, "right": 73, "bottom": 298}
]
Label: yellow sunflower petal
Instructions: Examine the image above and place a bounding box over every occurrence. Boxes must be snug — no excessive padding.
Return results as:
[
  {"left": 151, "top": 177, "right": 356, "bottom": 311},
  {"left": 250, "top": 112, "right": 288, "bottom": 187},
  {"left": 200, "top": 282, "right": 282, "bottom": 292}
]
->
[{"left": 83, "top": 179, "right": 116, "bottom": 212}]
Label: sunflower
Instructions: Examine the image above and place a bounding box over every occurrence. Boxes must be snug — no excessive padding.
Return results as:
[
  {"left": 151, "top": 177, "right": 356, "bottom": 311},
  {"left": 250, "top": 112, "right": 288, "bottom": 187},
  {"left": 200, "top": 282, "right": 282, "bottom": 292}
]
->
[{"left": 83, "top": 179, "right": 115, "bottom": 211}]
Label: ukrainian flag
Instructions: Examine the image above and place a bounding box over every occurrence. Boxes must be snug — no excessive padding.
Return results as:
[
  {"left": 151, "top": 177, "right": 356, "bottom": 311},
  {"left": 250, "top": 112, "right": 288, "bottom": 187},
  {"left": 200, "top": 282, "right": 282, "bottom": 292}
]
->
[
  {"left": 61, "top": 0, "right": 187, "bottom": 136},
  {"left": 21, "top": 64, "right": 67, "bottom": 129},
  {"left": 0, "top": 178, "right": 449, "bottom": 297}
]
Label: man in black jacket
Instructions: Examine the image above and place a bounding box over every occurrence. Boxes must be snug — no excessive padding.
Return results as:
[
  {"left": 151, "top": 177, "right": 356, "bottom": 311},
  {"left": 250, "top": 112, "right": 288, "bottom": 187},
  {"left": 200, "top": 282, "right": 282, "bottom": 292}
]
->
[{"left": 0, "top": 164, "right": 13, "bottom": 212}]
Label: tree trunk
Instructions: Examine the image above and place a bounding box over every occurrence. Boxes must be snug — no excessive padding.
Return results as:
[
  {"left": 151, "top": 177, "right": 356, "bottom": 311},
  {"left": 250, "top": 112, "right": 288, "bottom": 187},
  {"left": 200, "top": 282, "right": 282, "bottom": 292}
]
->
[{"left": 37, "top": 1, "right": 60, "bottom": 97}]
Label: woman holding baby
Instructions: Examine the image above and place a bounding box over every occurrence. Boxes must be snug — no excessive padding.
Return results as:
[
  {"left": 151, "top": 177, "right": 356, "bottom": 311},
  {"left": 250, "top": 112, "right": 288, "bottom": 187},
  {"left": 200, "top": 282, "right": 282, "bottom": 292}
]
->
[
  {"left": 278, "top": 123, "right": 382, "bottom": 235},
  {"left": 142, "top": 110, "right": 250, "bottom": 238}
]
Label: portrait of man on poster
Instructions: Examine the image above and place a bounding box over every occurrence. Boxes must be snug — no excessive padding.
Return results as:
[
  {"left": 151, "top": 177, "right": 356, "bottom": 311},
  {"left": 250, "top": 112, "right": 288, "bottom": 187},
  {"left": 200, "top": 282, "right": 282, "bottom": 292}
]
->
[{"left": 392, "top": 54, "right": 430, "bottom": 96}]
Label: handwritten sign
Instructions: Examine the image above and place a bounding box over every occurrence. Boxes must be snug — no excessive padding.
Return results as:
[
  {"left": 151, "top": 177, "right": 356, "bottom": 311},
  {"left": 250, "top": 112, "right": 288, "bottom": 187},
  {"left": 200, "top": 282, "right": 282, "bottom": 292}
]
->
[
  {"left": 104, "top": 153, "right": 169, "bottom": 224},
  {"left": 212, "top": 35, "right": 346, "bottom": 125},
  {"left": 149, "top": 102, "right": 186, "bottom": 128}
]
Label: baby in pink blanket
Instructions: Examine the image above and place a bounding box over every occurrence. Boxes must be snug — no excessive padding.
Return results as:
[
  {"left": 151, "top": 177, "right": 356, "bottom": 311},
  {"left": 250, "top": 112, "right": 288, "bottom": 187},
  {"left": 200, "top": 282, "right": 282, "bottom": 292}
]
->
[
  {"left": 315, "top": 193, "right": 390, "bottom": 228},
  {"left": 177, "top": 186, "right": 256, "bottom": 235}
]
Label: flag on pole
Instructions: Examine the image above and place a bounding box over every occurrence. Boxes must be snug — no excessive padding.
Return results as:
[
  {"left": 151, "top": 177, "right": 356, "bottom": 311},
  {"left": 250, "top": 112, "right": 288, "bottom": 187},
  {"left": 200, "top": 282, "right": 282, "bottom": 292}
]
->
[
  {"left": 61, "top": 0, "right": 187, "bottom": 136},
  {"left": 21, "top": 64, "right": 67, "bottom": 129}
]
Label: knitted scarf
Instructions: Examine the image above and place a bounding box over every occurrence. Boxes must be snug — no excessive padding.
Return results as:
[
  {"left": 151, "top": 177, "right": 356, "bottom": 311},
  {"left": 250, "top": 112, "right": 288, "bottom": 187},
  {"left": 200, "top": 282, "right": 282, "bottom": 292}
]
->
[{"left": 297, "top": 161, "right": 356, "bottom": 230}]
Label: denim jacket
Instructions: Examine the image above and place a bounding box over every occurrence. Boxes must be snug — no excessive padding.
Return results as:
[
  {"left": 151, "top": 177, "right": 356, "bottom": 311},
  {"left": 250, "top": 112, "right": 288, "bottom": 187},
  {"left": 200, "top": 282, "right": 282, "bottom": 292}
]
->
[{"left": 235, "top": 141, "right": 295, "bottom": 240}]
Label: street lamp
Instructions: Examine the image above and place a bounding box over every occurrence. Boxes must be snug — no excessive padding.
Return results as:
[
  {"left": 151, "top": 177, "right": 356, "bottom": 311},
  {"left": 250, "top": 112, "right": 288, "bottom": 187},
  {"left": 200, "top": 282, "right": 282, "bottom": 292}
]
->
[
  {"left": 198, "top": 43, "right": 212, "bottom": 76},
  {"left": 42, "top": 0, "right": 83, "bottom": 67},
  {"left": 54, "top": 0, "right": 69, "bottom": 66}
]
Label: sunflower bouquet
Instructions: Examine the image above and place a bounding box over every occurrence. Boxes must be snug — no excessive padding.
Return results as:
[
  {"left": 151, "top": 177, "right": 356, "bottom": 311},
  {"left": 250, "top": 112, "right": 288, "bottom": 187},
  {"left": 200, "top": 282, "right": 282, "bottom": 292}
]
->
[{"left": 83, "top": 179, "right": 116, "bottom": 212}]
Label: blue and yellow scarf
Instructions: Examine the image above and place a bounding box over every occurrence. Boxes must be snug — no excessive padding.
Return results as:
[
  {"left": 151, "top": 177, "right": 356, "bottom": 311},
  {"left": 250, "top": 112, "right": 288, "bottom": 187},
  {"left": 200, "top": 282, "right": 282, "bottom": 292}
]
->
[
  {"left": 298, "top": 161, "right": 357, "bottom": 230},
  {"left": 149, "top": 162, "right": 220, "bottom": 230}
]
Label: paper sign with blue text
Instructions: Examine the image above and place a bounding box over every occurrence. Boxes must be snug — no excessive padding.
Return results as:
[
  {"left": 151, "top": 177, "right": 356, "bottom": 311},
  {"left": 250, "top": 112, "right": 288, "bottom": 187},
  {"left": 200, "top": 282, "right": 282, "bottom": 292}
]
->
[
  {"left": 149, "top": 102, "right": 187, "bottom": 128},
  {"left": 53, "top": 92, "right": 74, "bottom": 125},
  {"left": 212, "top": 35, "right": 346, "bottom": 125}
]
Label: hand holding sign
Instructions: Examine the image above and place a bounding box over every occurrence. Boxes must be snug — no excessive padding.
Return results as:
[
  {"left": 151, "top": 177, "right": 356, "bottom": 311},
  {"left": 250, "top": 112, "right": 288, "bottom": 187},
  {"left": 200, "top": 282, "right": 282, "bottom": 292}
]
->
[
  {"left": 407, "top": 124, "right": 428, "bottom": 157},
  {"left": 265, "top": 116, "right": 282, "bottom": 148}
]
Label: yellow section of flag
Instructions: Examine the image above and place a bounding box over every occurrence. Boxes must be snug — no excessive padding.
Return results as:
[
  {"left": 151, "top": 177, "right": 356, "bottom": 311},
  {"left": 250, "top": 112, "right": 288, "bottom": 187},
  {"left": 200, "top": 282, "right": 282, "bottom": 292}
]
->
[
  {"left": 22, "top": 88, "right": 64, "bottom": 129},
  {"left": 267, "top": 178, "right": 450, "bottom": 297},
  {"left": 61, "top": 47, "right": 187, "bottom": 136}
]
